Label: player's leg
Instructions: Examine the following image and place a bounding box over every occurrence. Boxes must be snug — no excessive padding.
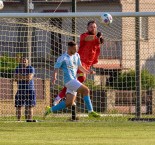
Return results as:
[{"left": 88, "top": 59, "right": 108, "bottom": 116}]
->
[
  {"left": 52, "top": 93, "right": 76, "bottom": 112},
  {"left": 16, "top": 106, "right": 22, "bottom": 121},
  {"left": 44, "top": 94, "right": 76, "bottom": 118},
  {"left": 53, "top": 87, "right": 67, "bottom": 106},
  {"left": 25, "top": 90, "right": 36, "bottom": 121},
  {"left": 25, "top": 106, "right": 33, "bottom": 120},
  {"left": 64, "top": 79, "right": 100, "bottom": 117},
  {"left": 15, "top": 91, "right": 23, "bottom": 121},
  {"left": 77, "top": 84, "right": 100, "bottom": 118},
  {"left": 44, "top": 80, "right": 79, "bottom": 118},
  {"left": 44, "top": 92, "right": 76, "bottom": 118},
  {"left": 77, "top": 64, "right": 100, "bottom": 117}
]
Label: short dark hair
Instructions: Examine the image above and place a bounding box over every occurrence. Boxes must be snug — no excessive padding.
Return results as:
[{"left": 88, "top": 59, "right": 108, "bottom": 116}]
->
[
  {"left": 87, "top": 20, "right": 96, "bottom": 26},
  {"left": 68, "top": 41, "right": 76, "bottom": 47},
  {"left": 20, "top": 57, "right": 28, "bottom": 60}
]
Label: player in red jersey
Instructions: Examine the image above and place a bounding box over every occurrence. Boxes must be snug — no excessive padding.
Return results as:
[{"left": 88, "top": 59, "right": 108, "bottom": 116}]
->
[{"left": 53, "top": 20, "right": 104, "bottom": 105}]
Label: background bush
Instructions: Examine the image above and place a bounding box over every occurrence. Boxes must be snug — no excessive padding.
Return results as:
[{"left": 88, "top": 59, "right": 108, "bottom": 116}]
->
[
  {"left": 84, "top": 79, "right": 105, "bottom": 90},
  {"left": 111, "top": 70, "right": 155, "bottom": 90},
  {"left": 0, "top": 55, "right": 18, "bottom": 78}
]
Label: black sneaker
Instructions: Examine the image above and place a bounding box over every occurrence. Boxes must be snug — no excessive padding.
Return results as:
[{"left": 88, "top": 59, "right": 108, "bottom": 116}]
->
[{"left": 26, "top": 119, "right": 38, "bottom": 122}]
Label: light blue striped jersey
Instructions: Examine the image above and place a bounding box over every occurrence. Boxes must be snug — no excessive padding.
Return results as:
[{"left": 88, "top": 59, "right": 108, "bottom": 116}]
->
[{"left": 54, "top": 52, "right": 81, "bottom": 84}]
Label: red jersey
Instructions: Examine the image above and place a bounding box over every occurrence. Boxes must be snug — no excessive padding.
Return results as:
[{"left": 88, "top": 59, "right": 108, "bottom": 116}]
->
[{"left": 78, "top": 32, "right": 100, "bottom": 66}]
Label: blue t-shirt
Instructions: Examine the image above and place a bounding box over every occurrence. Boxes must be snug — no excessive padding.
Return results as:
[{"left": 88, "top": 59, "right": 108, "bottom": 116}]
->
[
  {"left": 54, "top": 52, "right": 81, "bottom": 84},
  {"left": 15, "top": 65, "right": 35, "bottom": 90}
]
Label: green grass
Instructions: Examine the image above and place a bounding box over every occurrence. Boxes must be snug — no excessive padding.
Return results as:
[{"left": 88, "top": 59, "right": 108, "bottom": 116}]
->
[{"left": 0, "top": 121, "right": 155, "bottom": 145}]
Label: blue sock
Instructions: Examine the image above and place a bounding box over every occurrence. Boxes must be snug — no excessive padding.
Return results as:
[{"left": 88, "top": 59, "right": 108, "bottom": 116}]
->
[
  {"left": 83, "top": 96, "right": 93, "bottom": 112},
  {"left": 51, "top": 101, "right": 66, "bottom": 112}
]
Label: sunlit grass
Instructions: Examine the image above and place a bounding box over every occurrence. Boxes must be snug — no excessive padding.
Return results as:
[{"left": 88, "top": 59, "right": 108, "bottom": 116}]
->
[{"left": 1, "top": 120, "right": 155, "bottom": 145}]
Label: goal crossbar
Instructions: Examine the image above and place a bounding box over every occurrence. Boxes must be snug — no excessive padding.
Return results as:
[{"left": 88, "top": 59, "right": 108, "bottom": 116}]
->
[{"left": 0, "top": 12, "right": 155, "bottom": 18}]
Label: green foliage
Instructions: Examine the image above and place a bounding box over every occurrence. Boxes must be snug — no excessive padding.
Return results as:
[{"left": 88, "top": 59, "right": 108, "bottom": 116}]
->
[
  {"left": 53, "top": 85, "right": 63, "bottom": 92},
  {"left": 141, "top": 70, "right": 155, "bottom": 90},
  {"left": 112, "top": 70, "right": 155, "bottom": 90},
  {"left": 0, "top": 55, "right": 18, "bottom": 78},
  {"left": 84, "top": 79, "right": 104, "bottom": 90}
]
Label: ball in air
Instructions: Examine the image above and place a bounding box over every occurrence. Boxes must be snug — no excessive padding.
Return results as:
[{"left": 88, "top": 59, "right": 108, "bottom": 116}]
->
[{"left": 101, "top": 13, "right": 113, "bottom": 26}]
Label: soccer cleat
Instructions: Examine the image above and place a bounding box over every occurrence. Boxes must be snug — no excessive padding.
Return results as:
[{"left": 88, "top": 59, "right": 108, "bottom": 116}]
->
[
  {"left": 88, "top": 111, "right": 101, "bottom": 118},
  {"left": 43, "top": 106, "right": 51, "bottom": 119}
]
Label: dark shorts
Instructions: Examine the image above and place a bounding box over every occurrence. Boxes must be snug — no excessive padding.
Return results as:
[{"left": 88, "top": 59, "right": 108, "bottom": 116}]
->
[{"left": 15, "top": 90, "right": 36, "bottom": 107}]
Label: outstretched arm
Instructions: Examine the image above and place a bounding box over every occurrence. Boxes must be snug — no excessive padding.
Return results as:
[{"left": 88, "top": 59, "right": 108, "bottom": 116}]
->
[
  {"left": 84, "top": 32, "right": 104, "bottom": 43},
  {"left": 78, "top": 65, "right": 95, "bottom": 74}
]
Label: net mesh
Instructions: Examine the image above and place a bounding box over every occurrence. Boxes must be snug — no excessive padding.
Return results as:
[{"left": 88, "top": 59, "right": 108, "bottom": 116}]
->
[{"left": 0, "top": 13, "right": 155, "bottom": 122}]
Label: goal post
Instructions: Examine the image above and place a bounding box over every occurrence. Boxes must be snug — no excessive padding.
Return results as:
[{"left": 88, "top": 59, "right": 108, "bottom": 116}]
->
[{"left": 1, "top": 12, "right": 155, "bottom": 122}]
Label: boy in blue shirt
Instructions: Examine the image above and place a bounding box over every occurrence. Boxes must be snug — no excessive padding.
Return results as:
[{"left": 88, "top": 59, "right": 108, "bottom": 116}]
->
[
  {"left": 44, "top": 41, "right": 100, "bottom": 118},
  {"left": 14, "top": 57, "right": 36, "bottom": 122}
]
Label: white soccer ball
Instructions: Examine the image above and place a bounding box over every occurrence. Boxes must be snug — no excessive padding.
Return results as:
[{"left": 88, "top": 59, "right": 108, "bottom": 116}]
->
[
  {"left": 0, "top": 1, "right": 4, "bottom": 10},
  {"left": 101, "top": 13, "right": 113, "bottom": 26}
]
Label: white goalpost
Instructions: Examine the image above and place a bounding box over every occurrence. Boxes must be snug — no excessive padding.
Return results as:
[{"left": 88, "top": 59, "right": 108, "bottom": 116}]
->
[{"left": 1, "top": 12, "right": 155, "bottom": 122}]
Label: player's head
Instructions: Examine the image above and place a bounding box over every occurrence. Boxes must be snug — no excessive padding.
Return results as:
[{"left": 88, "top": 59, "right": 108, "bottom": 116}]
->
[
  {"left": 68, "top": 41, "right": 78, "bottom": 55},
  {"left": 20, "top": 57, "right": 28, "bottom": 67},
  {"left": 87, "top": 20, "right": 97, "bottom": 35}
]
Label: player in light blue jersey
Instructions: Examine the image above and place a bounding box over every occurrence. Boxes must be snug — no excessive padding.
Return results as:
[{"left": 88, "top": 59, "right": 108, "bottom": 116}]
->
[
  {"left": 54, "top": 50, "right": 81, "bottom": 84},
  {"left": 44, "top": 41, "right": 100, "bottom": 118}
]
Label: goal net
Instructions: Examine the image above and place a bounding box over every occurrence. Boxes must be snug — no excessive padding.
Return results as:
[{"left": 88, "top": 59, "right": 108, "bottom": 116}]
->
[{"left": 0, "top": 12, "right": 155, "bottom": 122}]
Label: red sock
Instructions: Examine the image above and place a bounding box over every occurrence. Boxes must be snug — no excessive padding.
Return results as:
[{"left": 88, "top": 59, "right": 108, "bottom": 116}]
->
[
  {"left": 58, "top": 87, "right": 67, "bottom": 99},
  {"left": 78, "top": 76, "right": 86, "bottom": 83}
]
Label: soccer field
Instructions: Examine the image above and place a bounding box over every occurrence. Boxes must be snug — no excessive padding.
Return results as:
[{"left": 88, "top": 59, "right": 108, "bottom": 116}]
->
[{"left": 0, "top": 121, "right": 155, "bottom": 145}]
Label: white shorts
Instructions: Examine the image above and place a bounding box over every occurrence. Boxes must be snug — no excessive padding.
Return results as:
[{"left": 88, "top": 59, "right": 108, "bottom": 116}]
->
[{"left": 65, "top": 79, "right": 82, "bottom": 96}]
